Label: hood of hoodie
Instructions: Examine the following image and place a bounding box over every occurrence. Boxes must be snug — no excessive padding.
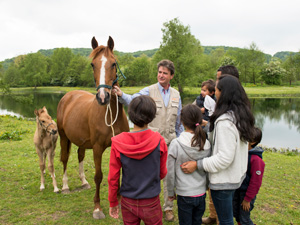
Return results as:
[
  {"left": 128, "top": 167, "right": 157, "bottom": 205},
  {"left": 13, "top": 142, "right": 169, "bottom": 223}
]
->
[
  {"left": 249, "top": 146, "right": 264, "bottom": 159},
  {"left": 177, "top": 132, "right": 211, "bottom": 160},
  {"left": 215, "top": 111, "right": 235, "bottom": 124},
  {"left": 111, "top": 129, "right": 162, "bottom": 160}
]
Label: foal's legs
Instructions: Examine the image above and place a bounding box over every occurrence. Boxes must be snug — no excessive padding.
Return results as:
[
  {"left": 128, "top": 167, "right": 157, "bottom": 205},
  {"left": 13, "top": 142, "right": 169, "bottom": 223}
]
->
[
  {"left": 78, "top": 147, "right": 90, "bottom": 189},
  {"left": 92, "top": 145, "right": 105, "bottom": 219},
  {"left": 60, "top": 131, "right": 72, "bottom": 193},
  {"left": 47, "top": 149, "right": 59, "bottom": 193},
  {"left": 37, "top": 149, "right": 46, "bottom": 191}
]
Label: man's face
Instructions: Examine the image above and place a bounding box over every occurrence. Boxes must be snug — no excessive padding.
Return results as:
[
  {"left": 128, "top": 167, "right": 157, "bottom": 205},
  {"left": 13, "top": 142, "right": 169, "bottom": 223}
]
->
[
  {"left": 216, "top": 71, "right": 222, "bottom": 79},
  {"left": 157, "top": 66, "right": 174, "bottom": 88}
]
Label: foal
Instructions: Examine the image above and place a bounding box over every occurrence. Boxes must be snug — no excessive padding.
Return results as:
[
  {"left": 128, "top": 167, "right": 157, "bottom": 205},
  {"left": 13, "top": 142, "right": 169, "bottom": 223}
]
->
[{"left": 34, "top": 106, "right": 59, "bottom": 193}]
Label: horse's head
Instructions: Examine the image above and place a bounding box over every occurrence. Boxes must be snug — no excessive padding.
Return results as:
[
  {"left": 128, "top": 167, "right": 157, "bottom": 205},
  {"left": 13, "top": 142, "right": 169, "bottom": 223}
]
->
[
  {"left": 90, "top": 36, "right": 117, "bottom": 105},
  {"left": 34, "top": 106, "right": 57, "bottom": 135}
]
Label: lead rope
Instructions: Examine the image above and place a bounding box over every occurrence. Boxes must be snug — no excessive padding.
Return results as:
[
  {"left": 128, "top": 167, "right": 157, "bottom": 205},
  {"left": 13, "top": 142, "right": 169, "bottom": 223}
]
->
[{"left": 104, "top": 89, "right": 119, "bottom": 137}]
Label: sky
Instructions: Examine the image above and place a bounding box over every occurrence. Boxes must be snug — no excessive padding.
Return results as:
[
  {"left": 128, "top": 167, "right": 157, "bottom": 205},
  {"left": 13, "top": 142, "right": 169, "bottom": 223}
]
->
[{"left": 1, "top": 0, "right": 299, "bottom": 62}]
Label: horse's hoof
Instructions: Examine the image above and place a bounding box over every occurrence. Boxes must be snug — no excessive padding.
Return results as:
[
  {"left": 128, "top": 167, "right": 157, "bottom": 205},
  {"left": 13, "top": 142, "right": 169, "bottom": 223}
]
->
[
  {"left": 53, "top": 188, "right": 60, "bottom": 193},
  {"left": 82, "top": 183, "right": 91, "bottom": 190},
  {"left": 61, "top": 188, "right": 70, "bottom": 194},
  {"left": 93, "top": 209, "right": 105, "bottom": 219}
]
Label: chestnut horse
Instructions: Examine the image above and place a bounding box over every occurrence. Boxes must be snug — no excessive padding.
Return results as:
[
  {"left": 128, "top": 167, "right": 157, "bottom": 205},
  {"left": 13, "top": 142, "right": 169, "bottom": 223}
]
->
[{"left": 57, "top": 36, "right": 129, "bottom": 219}]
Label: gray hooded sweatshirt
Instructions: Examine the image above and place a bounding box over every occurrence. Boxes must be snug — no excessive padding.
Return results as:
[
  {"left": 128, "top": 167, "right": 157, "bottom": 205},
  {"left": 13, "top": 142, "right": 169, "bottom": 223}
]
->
[{"left": 167, "top": 132, "right": 211, "bottom": 197}]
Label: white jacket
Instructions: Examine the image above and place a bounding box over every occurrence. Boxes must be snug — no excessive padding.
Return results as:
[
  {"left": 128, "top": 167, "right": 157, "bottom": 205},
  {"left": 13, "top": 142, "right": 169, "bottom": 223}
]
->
[{"left": 197, "top": 112, "right": 248, "bottom": 190}]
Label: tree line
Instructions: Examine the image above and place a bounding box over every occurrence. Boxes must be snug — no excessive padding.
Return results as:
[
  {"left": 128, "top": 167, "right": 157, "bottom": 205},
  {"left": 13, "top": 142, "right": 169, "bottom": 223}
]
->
[{"left": 1, "top": 18, "right": 300, "bottom": 93}]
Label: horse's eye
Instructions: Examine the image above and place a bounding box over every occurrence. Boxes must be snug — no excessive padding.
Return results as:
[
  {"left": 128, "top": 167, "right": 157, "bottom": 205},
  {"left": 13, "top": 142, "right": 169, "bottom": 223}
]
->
[
  {"left": 91, "top": 63, "right": 94, "bottom": 69},
  {"left": 42, "top": 120, "right": 45, "bottom": 123},
  {"left": 111, "top": 63, "right": 116, "bottom": 69}
]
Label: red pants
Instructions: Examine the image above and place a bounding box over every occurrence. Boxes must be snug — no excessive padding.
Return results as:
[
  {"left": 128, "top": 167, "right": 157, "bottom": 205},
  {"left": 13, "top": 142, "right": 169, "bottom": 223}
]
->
[{"left": 121, "top": 196, "right": 163, "bottom": 225}]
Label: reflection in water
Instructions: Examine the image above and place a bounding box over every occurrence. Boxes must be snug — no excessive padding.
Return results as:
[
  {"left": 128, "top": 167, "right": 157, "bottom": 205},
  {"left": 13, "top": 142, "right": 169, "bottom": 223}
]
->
[{"left": 1, "top": 93, "right": 299, "bottom": 149}]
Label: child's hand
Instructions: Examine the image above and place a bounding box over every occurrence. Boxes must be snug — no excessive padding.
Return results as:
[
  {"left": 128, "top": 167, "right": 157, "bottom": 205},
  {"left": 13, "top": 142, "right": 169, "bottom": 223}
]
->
[
  {"left": 168, "top": 195, "right": 176, "bottom": 201},
  {"left": 241, "top": 199, "right": 250, "bottom": 212},
  {"left": 109, "top": 206, "right": 119, "bottom": 219}
]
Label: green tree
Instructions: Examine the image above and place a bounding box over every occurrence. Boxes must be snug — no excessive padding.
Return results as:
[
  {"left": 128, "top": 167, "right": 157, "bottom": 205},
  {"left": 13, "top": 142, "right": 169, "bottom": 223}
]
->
[
  {"left": 153, "top": 18, "right": 203, "bottom": 93},
  {"left": 123, "top": 55, "right": 153, "bottom": 86},
  {"left": 247, "top": 42, "right": 266, "bottom": 84},
  {"left": 21, "top": 52, "right": 48, "bottom": 88},
  {"left": 261, "top": 59, "right": 286, "bottom": 85},
  {"left": 49, "top": 48, "right": 73, "bottom": 86},
  {"left": 64, "top": 54, "right": 89, "bottom": 86}
]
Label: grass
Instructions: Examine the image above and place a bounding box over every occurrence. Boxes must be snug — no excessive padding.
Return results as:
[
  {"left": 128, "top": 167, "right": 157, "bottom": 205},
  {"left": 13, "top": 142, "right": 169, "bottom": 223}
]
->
[
  {"left": 0, "top": 115, "right": 299, "bottom": 224},
  {"left": 5, "top": 85, "right": 300, "bottom": 98}
]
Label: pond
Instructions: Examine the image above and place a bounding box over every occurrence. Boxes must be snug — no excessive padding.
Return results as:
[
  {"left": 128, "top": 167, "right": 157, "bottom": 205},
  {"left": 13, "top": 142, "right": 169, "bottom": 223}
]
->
[{"left": 1, "top": 92, "right": 300, "bottom": 149}]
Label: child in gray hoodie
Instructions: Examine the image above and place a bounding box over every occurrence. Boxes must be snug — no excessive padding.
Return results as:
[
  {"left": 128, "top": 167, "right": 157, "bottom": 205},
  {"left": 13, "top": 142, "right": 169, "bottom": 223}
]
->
[{"left": 167, "top": 104, "right": 211, "bottom": 225}]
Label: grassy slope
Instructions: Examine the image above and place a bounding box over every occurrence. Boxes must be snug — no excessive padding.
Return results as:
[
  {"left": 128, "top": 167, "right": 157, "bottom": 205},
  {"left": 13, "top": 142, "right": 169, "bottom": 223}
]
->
[
  {"left": 0, "top": 116, "right": 299, "bottom": 224},
  {"left": 6, "top": 85, "right": 300, "bottom": 97}
]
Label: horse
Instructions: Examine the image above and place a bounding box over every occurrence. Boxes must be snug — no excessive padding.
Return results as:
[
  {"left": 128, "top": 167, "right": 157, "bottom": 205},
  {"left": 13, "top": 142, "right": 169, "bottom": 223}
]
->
[
  {"left": 33, "top": 106, "right": 59, "bottom": 193},
  {"left": 56, "top": 36, "right": 129, "bottom": 219}
]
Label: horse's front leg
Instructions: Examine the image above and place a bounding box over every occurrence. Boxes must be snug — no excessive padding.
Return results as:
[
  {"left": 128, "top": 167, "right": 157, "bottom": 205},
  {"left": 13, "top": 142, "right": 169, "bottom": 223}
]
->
[
  {"left": 47, "top": 149, "right": 59, "bottom": 193},
  {"left": 36, "top": 148, "right": 46, "bottom": 191},
  {"left": 78, "top": 147, "right": 91, "bottom": 189},
  {"left": 92, "top": 144, "right": 105, "bottom": 220}
]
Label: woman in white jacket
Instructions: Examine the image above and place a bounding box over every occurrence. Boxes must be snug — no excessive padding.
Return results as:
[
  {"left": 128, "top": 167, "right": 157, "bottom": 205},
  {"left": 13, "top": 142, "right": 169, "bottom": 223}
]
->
[{"left": 181, "top": 75, "right": 255, "bottom": 225}]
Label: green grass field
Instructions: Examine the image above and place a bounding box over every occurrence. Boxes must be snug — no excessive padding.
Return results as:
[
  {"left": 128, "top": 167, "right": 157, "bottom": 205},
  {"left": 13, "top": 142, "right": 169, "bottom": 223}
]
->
[{"left": 0, "top": 116, "right": 299, "bottom": 224}]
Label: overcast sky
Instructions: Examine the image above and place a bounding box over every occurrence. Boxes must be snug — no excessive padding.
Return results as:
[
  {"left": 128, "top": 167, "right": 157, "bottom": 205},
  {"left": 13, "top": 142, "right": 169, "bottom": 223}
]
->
[{"left": 1, "top": 0, "right": 299, "bottom": 62}]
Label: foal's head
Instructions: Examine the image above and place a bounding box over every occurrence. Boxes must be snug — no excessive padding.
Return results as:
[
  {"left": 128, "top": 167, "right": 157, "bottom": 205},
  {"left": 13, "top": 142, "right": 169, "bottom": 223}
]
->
[
  {"left": 34, "top": 106, "right": 57, "bottom": 135},
  {"left": 90, "top": 36, "right": 117, "bottom": 105}
]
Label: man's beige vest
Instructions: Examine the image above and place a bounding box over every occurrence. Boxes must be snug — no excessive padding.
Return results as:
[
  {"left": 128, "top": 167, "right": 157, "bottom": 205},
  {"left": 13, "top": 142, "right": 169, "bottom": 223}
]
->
[{"left": 148, "top": 84, "right": 180, "bottom": 145}]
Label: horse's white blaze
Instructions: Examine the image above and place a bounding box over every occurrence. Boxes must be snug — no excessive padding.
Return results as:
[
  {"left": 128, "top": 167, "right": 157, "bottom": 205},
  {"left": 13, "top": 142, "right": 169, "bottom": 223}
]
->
[
  {"left": 99, "top": 55, "right": 107, "bottom": 102},
  {"left": 79, "top": 161, "right": 88, "bottom": 185}
]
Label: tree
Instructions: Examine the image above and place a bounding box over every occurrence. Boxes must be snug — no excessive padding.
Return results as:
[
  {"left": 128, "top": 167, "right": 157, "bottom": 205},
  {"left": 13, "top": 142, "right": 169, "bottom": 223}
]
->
[
  {"left": 247, "top": 42, "right": 265, "bottom": 84},
  {"left": 153, "top": 18, "right": 203, "bottom": 93},
  {"left": 261, "top": 59, "right": 286, "bottom": 85},
  {"left": 49, "top": 48, "right": 73, "bottom": 86},
  {"left": 64, "top": 54, "right": 89, "bottom": 86},
  {"left": 21, "top": 52, "right": 48, "bottom": 88},
  {"left": 123, "top": 55, "right": 153, "bottom": 86}
]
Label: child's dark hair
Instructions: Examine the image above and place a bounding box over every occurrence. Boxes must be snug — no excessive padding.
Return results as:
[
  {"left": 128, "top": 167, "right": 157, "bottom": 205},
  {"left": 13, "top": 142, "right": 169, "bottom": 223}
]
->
[
  {"left": 251, "top": 127, "right": 262, "bottom": 148},
  {"left": 201, "top": 79, "right": 215, "bottom": 94},
  {"left": 128, "top": 95, "right": 156, "bottom": 127},
  {"left": 180, "top": 104, "right": 206, "bottom": 151}
]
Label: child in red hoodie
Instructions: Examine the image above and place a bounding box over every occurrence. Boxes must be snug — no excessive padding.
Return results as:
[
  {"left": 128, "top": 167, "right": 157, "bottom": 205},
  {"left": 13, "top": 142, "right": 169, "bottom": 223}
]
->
[
  {"left": 108, "top": 95, "right": 168, "bottom": 225},
  {"left": 233, "top": 127, "right": 265, "bottom": 225}
]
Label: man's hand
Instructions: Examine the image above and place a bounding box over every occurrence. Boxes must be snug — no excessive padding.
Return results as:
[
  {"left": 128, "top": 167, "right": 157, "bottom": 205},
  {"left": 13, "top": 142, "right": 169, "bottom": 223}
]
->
[
  {"left": 241, "top": 199, "right": 250, "bottom": 212},
  {"left": 181, "top": 161, "right": 197, "bottom": 174},
  {"left": 113, "top": 86, "right": 123, "bottom": 97},
  {"left": 109, "top": 206, "right": 119, "bottom": 219}
]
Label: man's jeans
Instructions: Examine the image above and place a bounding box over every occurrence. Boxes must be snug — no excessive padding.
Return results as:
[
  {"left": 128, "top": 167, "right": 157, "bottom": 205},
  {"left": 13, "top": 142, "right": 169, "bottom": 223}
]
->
[
  {"left": 177, "top": 194, "right": 206, "bottom": 225},
  {"left": 211, "top": 189, "right": 235, "bottom": 225}
]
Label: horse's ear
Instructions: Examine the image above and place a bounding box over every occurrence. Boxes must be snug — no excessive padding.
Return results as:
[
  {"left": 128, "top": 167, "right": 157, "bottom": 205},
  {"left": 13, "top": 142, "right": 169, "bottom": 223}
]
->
[
  {"left": 34, "top": 109, "right": 39, "bottom": 116},
  {"left": 42, "top": 106, "right": 48, "bottom": 113},
  {"left": 92, "top": 36, "right": 98, "bottom": 49},
  {"left": 107, "top": 36, "right": 114, "bottom": 51}
]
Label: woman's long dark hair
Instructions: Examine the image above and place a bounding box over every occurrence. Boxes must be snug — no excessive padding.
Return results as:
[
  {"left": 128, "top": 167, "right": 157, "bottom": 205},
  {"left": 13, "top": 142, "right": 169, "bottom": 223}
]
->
[
  {"left": 181, "top": 104, "right": 206, "bottom": 150},
  {"left": 209, "top": 75, "right": 255, "bottom": 142}
]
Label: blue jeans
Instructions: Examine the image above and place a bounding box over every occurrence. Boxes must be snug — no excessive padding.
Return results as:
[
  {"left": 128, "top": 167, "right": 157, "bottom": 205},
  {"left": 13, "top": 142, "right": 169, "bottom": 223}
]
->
[
  {"left": 177, "top": 194, "right": 206, "bottom": 225},
  {"left": 233, "top": 189, "right": 256, "bottom": 225},
  {"left": 211, "top": 189, "right": 235, "bottom": 225}
]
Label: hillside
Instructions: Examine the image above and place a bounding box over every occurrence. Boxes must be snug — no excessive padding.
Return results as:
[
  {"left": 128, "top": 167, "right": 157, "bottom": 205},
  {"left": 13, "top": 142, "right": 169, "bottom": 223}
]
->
[{"left": 1, "top": 46, "right": 297, "bottom": 70}]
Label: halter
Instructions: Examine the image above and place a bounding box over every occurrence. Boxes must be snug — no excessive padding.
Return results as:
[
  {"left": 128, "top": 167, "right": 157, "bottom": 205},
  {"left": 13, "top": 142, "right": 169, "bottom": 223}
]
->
[
  {"left": 96, "top": 60, "right": 126, "bottom": 91},
  {"left": 38, "top": 119, "right": 54, "bottom": 134}
]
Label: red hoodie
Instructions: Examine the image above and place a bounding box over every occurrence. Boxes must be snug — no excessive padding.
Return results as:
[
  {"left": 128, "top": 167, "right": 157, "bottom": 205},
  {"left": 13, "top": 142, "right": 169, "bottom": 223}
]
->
[{"left": 108, "top": 129, "right": 168, "bottom": 207}]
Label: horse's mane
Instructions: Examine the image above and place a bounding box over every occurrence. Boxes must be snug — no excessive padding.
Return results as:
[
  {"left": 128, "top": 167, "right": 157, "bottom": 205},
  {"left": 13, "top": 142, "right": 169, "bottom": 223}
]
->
[{"left": 89, "top": 45, "right": 113, "bottom": 59}]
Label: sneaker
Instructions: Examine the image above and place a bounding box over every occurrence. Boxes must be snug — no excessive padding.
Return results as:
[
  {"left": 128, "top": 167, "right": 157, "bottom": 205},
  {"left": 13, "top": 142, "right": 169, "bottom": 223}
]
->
[
  {"left": 202, "top": 216, "right": 217, "bottom": 224},
  {"left": 165, "top": 210, "right": 174, "bottom": 222}
]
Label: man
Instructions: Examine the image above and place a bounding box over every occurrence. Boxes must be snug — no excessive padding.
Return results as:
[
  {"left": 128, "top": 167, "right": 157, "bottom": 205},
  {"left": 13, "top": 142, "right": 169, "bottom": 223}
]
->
[
  {"left": 202, "top": 64, "right": 240, "bottom": 225},
  {"left": 113, "top": 59, "right": 184, "bottom": 222}
]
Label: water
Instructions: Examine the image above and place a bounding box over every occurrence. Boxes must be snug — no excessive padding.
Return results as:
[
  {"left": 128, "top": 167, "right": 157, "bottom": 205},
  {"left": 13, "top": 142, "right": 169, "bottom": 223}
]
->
[{"left": 1, "top": 92, "right": 299, "bottom": 149}]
